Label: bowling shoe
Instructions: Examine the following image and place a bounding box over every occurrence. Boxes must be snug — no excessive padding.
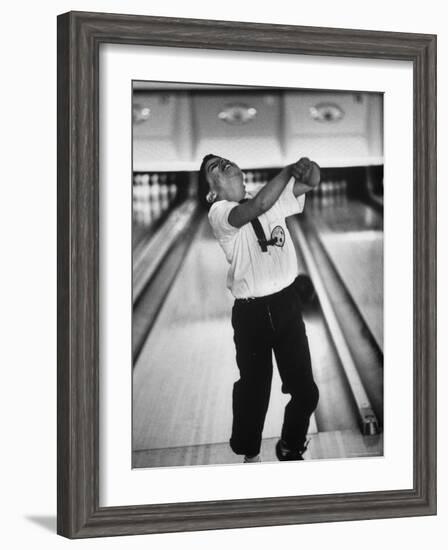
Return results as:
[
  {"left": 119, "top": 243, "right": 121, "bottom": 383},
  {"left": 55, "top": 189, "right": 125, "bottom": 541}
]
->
[
  {"left": 243, "top": 454, "right": 261, "bottom": 463},
  {"left": 275, "top": 439, "right": 309, "bottom": 461}
]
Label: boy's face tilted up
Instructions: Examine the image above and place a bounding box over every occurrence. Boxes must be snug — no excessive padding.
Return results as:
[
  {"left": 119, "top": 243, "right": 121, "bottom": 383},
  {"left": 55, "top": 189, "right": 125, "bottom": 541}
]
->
[{"left": 205, "top": 155, "right": 245, "bottom": 202}]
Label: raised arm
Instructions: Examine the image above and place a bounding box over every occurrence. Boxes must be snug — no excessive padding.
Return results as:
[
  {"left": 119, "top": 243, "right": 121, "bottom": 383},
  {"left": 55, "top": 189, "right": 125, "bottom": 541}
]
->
[
  {"left": 228, "top": 165, "right": 295, "bottom": 228},
  {"left": 229, "top": 158, "right": 320, "bottom": 228}
]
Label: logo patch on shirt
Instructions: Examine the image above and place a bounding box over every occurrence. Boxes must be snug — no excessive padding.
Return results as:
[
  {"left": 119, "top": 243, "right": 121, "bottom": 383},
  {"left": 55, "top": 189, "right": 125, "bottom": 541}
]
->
[{"left": 271, "top": 226, "right": 285, "bottom": 247}]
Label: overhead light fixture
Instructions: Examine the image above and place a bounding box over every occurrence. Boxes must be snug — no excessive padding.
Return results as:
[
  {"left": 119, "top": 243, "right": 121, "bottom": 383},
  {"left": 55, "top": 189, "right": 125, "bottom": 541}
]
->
[
  {"left": 218, "top": 103, "right": 258, "bottom": 125},
  {"left": 309, "top": 102, "right": 344, "bottom": 122},
  {"left": 133, "top": 103, "right": 151, "bottom": 124}
]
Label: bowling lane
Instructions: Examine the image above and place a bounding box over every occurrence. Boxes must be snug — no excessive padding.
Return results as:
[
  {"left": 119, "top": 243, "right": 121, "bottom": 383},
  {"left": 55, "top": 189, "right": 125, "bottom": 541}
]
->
[
  {"left": 306, "top": 197, "right": 383, "bottom": 352},
  {"left": 133, "top": 217, "right": 236, "bottom": 451},
  {"left": 133, "top": 214, "right": 358, "bottom": 457}
]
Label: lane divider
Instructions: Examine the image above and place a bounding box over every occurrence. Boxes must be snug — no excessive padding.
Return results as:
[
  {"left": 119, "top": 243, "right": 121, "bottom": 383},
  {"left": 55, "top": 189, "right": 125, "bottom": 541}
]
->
[
  {"left": 133, "top": 200, "right": 198, "bottom": 304},
  {"left": 290, "top": 217, "right": 379, "bottom": 436}
]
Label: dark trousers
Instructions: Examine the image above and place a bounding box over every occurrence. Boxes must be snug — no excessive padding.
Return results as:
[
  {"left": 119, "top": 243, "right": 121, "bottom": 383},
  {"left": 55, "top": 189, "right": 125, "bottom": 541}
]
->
[{"left": 229, "top": 283, "right": 319, "bottom": 457}]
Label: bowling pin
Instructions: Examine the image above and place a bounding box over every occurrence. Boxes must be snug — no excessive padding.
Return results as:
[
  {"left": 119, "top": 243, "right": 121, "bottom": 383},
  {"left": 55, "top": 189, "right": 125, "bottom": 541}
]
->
[
  {"left": 142, "top": 189, "right": 151, "bottom": 225},
  {"left": 160, "top": 182, "right": 169, "bottom": 211},
  {"left": 322, "top": 181, "right": 329, "bottom": 207},
  {"left": 141, "top": 174, "right": 151, "bottom": 224},
  {"left": 169, "top": 183, "right": 177, "bottom": 202},
  {"left": 159, "top": 173, "right": 168, "bottom": 209},
  {"left": 151, "top": 174, "right": 161, "bottom": 219},
  {"left": 132, "top": 174, "right": 142, "bottom": 223}
]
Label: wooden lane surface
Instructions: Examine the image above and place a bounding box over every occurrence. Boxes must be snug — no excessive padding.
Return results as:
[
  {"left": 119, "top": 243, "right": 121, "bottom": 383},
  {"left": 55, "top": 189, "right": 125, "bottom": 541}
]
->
[
  {"left": 133, "top": 200, "right": 198, "bottom": 303},
  {"left": 133, "top": 217, "right": 234, "bottom": 451},
  {"left": 133, "top": 430, "right": 383, "bottom": 468},
  {"left": 308, "top": 198, "right": 383, "bottom": 352},
  {"left": 300, "top": 311, "right": 359, "bottom": 433}
]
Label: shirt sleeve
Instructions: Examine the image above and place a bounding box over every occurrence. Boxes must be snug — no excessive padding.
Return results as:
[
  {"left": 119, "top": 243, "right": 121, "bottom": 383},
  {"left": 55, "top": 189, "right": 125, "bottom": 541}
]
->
[
  {"left": 208, "top": 200, "right": 240, "bottom": 241},
  {"left": 273, "top": 176, "right": 306, "bottom": 218}
]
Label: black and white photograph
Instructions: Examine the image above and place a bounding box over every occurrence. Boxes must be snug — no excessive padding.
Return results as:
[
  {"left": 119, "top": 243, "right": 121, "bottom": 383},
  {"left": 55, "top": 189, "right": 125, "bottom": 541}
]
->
[
  {"left": 1, "top": 0, "right": 442, "bottom": 544},
  {"left": 132, "top": 82, "right": 384, "bottom": 469}
]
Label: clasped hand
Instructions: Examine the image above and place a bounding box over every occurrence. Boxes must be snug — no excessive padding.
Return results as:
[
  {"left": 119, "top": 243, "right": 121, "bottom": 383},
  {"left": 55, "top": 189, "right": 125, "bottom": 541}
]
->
[{"left": 290, "top": 157, "right": 320, "bottom": 189}]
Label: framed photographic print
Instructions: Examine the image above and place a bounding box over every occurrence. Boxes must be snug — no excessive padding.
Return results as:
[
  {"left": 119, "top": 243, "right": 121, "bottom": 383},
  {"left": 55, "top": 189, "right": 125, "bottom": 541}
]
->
[{"left": 57, "top": 11, "right": 437, "bottom": 538}]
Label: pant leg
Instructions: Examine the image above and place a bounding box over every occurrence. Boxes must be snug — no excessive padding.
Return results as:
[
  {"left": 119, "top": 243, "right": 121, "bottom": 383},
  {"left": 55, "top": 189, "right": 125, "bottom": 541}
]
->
[
  {"left": 272, "top": 290, "right": 319, "bottom": 450},
  {"left": 230, "top": 301, "right": 274, "bottom": 457}
]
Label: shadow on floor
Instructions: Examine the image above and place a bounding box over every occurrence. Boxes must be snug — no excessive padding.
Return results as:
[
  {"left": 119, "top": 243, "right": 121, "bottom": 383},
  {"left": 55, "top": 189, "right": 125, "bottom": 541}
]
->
[{"left": 25, "top": 515, "right": 56, "bottom": 533}]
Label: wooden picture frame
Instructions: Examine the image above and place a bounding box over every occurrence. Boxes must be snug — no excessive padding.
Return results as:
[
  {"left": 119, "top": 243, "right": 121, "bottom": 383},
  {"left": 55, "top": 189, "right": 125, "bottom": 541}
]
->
[{"left": 57, "top": 11, "right": 437, "bottom": 538}]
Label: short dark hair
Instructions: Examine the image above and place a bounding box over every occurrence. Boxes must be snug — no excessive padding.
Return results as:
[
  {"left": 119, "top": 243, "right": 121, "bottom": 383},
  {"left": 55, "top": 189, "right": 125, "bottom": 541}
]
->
[{"left": 198, "top": 153, "right": 217, "bottom": 192}]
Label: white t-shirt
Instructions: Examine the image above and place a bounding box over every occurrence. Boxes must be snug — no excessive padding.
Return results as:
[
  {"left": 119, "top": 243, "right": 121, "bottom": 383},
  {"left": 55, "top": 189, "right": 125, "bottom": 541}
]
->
[{"left": 208, "top": 177, "right": 305, "bottom": 299}]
